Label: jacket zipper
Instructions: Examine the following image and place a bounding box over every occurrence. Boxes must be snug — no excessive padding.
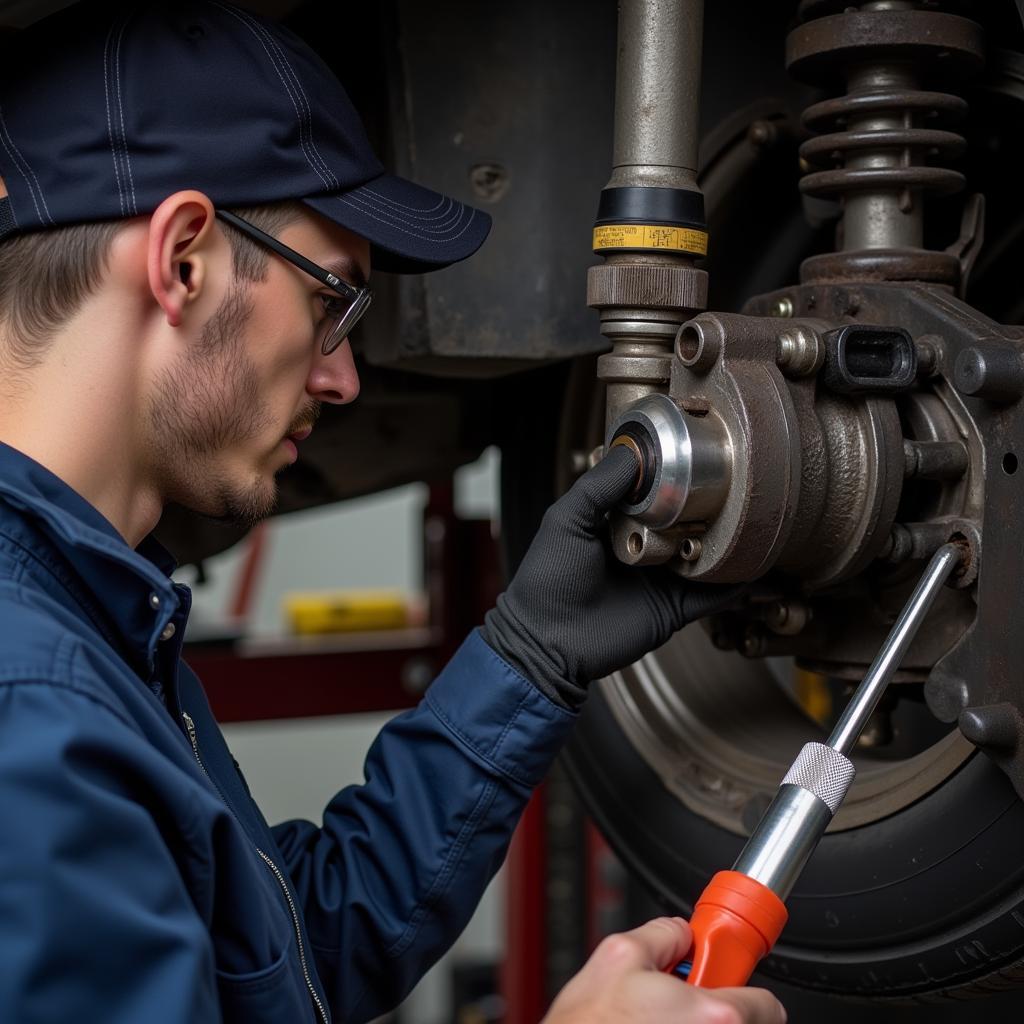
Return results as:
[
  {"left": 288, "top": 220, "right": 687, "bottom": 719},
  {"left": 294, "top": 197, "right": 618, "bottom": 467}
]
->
[{"left": 182, "top": 712, "right": 330, "bottom": 1024}]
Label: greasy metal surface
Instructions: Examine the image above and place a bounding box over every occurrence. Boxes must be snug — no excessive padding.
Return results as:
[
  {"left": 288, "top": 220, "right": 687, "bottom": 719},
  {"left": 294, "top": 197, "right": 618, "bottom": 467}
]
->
[
  {"left": 903, "top": 439, "right": 969, "bottom": 481},
  {"left": 788, "top": 4, "right": 980, "bottom": 288},
  {"left": 802, "top": 88, "right": 968, "bottom": 130},
  {"left": 801, "top": 247, "right": 961, "bottom": 285},
  {"left": 607, "top": 311, "right": 907, "bottom": 587},
  {"left": 799, "top": 127, "right": 966, "bottom": 165},
  {"left": 607, "top": 0, "right": 704, "bottom": 190},
  {"left": 599, "top": 271, "right": 1014, "bottom": 799},
  {"left": 597, "top": 330, "right": 675, "bottom": 430},
  {"left": 734, "top": 281, "right": 1024, "bottom": 797},
  {"left": 785, "top": 11, "right": 985, "bottom": 85}
]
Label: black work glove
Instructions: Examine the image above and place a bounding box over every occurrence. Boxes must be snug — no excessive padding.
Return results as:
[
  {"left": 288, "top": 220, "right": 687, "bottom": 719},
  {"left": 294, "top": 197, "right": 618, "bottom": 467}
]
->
[{"left": 481, "top": 443, "right": 741, "bottom": 710}]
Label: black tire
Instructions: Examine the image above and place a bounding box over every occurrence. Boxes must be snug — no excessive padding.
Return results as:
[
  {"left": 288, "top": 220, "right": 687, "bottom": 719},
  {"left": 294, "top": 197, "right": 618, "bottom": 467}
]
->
[{"left": 565, "top": 684, "right": 1024, "bottom": 1010}]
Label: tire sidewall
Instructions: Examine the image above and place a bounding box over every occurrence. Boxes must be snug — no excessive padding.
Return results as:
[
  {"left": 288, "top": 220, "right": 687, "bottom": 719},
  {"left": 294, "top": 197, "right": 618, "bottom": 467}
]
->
[{"left": 563, "top": 680, "right": 1024, "bottom": 998}]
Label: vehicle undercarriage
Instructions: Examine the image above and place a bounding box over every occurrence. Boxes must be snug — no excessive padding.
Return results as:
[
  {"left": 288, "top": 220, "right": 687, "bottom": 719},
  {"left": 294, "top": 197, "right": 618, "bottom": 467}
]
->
[{"left": 13, "top": 0, "right": 1017, "bottom": 1013}]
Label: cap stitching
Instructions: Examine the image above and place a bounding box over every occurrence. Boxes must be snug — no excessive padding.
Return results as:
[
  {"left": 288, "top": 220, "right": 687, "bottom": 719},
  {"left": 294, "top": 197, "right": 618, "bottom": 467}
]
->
[
  {"left": 356, "top": 192, "right": 458, "bottom": 224},
  {"left": 0, "top": 108, "right": 42, "bottom": 226},
  {"left": 336, "top": 193, "right": 469, "bottom": 237},
  {"left": 236, "top": 9, "right": 339, "bottom": 192},
  {"left": 360, "top": 185, "right": 448, "bottom": 215},
  {"left": 215, "top": 3, "right": 335, "bottom": 190},
  {"left": 359, "top": 186, "right": 451, "bottom": 218},
  {"left": 338, "top": 194, "right": 466, "bottom": 235},
  {"left": 335, "top": 193, "right": 477, "bottom": 243},
  {"left": 348, "top": 192, "right": 464, "bottom": 230},
  {"left": 103, "top": 21, "right": 126, "bottom": 217},
  {"left": 362, "top": 186, "right": 446, "bottom": 214},
  {"left": 211, "top": 2, "right": 332, "bottom": 191},
  {"left": 212, "top": 4, "right": 331, "bottom": 188},
  {"left": 113, "top": 14, "right": 138, "bottom": 216},
  {"left": 0, "top": 115, "right": 51, "bottom": 224},
  {"left": 210, "top": 2, "right": 334, "bottom": 193}
]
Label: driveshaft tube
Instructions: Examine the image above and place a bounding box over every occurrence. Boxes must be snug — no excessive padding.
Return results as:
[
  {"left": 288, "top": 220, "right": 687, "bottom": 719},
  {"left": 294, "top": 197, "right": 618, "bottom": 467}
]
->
[{"left": 680, "top": 542, "right": 964, "bottom": 988}]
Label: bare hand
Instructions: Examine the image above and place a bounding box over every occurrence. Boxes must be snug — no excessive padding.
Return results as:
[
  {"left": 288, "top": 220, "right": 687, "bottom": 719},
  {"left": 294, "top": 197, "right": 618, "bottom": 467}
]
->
[{"left": 541, "top": 917, "right": 786, "bottom": 1024}]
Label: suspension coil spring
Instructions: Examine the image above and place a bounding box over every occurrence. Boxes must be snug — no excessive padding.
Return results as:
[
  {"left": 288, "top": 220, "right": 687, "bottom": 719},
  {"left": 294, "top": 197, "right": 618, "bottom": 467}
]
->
[
  {"left": 800, "top": 89, "right": 967, "bottom": 202},
  {"left": 785, "top": 3, "right": 985, "bottom": 286}
]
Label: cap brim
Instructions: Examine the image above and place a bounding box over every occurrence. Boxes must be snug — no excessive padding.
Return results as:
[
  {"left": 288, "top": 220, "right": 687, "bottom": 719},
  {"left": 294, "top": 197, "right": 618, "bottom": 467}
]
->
[{"left": 303, "top": 174, "right": 491, "bottom": 274}]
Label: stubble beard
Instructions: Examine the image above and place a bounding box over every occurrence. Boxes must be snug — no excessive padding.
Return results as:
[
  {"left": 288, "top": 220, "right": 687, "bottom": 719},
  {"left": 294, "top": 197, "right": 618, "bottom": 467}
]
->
[{"left": 147, "top": 282, "right": 282, "bottom": 529}]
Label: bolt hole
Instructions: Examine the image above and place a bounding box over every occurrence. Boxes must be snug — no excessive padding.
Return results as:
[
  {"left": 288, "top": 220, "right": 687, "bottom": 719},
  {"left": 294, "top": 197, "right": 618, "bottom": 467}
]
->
[
  {"left": 676, "top": 325, "right": 702, "bottom": 364},
  {"left": 680, "top": 538, "right": 702, "bottom": 561},
  {"left": 627, "top": 532, "right": 643, "bottom": 556},
  {"left": 469, "top": 162, "right": 510, "bottom": 202},
  {"left": 1004, "top": 452, "right": 1018, "bottom": 475}
]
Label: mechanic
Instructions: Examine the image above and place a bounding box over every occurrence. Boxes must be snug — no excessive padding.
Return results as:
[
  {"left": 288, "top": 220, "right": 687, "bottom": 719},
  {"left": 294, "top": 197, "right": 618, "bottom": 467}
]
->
[{"left": 0, "top": 4, "right": 785, "bottom": 1023}]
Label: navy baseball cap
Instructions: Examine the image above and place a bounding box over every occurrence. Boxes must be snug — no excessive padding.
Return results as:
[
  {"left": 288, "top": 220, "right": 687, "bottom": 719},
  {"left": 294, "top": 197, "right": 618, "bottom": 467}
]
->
[{"left": 0, "top": 1, "right": 490, "bottom": 273}]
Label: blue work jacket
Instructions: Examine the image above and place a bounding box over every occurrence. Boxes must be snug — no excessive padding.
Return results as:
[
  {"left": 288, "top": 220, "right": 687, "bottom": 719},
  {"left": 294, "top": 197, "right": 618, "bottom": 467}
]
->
[{"left": 0, "top": 441, "right": 576, "bottom": 1023}]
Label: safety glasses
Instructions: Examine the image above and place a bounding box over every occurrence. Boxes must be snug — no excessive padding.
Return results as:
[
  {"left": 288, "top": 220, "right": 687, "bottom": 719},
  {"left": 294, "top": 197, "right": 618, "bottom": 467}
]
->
[{"left": 215, "top": 208, "right": 373, "bottom": 355}]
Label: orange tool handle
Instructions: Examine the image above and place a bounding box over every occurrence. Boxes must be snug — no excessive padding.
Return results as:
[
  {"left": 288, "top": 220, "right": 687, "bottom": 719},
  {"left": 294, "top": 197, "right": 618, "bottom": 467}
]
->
[{"left": 679, "top": 870, "right": 788, "bottom": 988}]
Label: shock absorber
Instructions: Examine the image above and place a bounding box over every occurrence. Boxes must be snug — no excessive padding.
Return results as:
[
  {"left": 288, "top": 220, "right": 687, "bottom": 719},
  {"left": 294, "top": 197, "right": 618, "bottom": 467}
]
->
[
  {"left": 786, "top": 1, "right": 984, "bottom": 288},
  {"left": 587, "top": 0, "right": 709, "bottom": 439}
]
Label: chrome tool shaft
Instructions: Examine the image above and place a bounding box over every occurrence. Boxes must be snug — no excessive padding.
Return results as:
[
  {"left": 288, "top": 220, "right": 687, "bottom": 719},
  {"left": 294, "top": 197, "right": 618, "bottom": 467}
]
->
[
  {"left": 827, "top": 542, "right": 963, "bottom": 755},
  {"left": 731, "top": 542, "right": 964, "bottom": 899}
]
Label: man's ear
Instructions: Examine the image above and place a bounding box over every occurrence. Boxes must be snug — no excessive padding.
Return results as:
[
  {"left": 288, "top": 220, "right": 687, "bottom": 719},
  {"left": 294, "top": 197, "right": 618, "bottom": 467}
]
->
[{"left": 147, "top": 190, "right": 218, "bottom": 327}]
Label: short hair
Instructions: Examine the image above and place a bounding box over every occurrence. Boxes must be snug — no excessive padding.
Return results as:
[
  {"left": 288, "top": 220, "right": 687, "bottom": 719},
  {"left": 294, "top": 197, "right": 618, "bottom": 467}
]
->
[{"left": 0, "top": 200, "right": 302, "bottom": 368}]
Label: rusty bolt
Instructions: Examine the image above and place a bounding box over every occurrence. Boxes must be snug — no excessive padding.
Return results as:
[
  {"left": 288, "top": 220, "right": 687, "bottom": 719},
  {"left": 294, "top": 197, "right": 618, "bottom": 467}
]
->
[
  {"left": 776, "top": 326, "right": 823, "bottom": 377},
  {"left": 915, "top": 335, "right": 940, "bottom": 377},
  {"left": 764, "top": 600, "right": 810, "bottom": 636},
  {"left": 747, "top": 120, "right": 778, "bottom": 147},
  {"left": 741, "top": 628, "right": 767, "bottom": 658}
]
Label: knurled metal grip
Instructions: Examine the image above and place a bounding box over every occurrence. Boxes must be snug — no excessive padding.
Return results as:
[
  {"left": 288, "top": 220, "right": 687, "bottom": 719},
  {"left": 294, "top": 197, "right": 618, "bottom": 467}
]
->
[
  {"left": 586, "top": 263, "right": 709, "bottom": 311},
  {"left": 780, "top": 742, "right": 856, "bottom": 815}
]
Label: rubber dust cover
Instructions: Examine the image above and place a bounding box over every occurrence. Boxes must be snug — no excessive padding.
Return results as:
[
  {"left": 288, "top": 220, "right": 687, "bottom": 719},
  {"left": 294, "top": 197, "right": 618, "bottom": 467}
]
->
[{"left": 683, "top": 871, "right": 788, "bottom": 988}]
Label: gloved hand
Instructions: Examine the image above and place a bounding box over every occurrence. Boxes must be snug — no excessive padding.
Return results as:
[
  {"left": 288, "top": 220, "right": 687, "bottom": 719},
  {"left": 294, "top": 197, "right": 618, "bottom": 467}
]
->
[{"left": 481, "top": 443, "right": 741, "bottom": 709}]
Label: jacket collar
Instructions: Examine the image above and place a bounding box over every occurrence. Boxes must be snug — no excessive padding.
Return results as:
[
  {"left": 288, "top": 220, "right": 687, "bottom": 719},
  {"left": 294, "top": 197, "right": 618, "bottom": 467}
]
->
[{"left": 0, "top": 441, "right": 182, "bottom": 667}]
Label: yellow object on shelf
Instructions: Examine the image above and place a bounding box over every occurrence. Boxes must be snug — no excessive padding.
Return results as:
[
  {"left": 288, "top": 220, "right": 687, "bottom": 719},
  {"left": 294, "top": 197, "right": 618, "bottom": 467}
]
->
[{"left": 284, "top": 589, "right": 412, "bottom": 635}]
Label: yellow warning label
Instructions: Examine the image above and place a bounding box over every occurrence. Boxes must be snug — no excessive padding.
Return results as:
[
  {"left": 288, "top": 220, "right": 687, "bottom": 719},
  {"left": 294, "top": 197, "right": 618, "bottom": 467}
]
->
[{"left": 593, "top": 224, "right": 708, "bottom": 256}]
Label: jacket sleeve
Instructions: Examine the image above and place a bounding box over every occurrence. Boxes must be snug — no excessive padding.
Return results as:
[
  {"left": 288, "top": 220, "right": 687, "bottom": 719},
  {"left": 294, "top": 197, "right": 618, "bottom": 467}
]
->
[
  {"left": 270, "top": 629, "right": 576, "bottom": 1022},
  {"left": 0, "top": 681, "right": 220, "bottom": 1024}
]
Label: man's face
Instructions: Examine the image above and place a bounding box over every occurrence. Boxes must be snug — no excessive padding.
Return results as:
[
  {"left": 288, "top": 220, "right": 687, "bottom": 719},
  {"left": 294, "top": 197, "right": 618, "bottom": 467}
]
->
[{"left": 146, "top": 211, "right": 367, "bottom": 527}]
